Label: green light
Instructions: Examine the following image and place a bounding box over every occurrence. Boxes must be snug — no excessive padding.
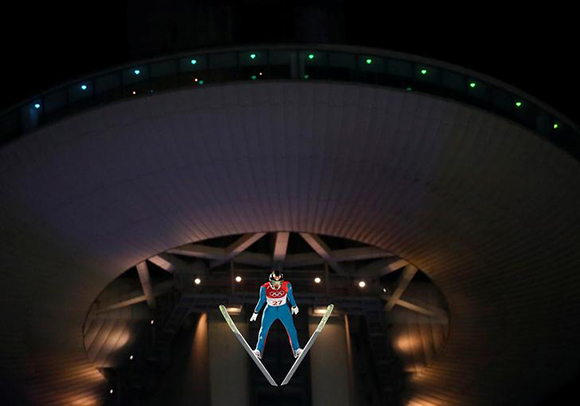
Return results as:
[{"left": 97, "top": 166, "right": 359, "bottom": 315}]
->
[
  {"left": 304, "top": 74, "right": 309, "bottom": 79},
  {"left": 308, "top": 53, "right": 315, "bottom": 60},
  {"left": 251, "top": 75, "right": 257, "bottom": 80},
  {"left": 191, "top": 59, "right": 197, "bottom": 65},
  {"left": 81, "top": 84, "right": 87, "bottom": 90},
  {"left": 553, "top": 123, "right": 559, "bottom": 129},
  {"left": 250, "top": 53, "right": 256, "bottom": 59},
  {"left": 366, "top": 58, "right": 372, "bottom": 64},
  {"left": 469, "top": 82, "right": 477, "bottom": 88},
  {"left": 199, "top": 80, "right": 204, "bottom": 85},
  {"left": 34, "top": 103, "right": 41, "bottom": 109},
  {"left": 515, "top": 101, "right": 522, "bottom": 107},
  {"left": 406, "top": 87, "right": 412, "bottom": 91},
  {"left": 134, "top": 69, "right": 140, "bottom": 75},
  {"left": 420, "top": 69, "right": 427, "bottom": 75}
]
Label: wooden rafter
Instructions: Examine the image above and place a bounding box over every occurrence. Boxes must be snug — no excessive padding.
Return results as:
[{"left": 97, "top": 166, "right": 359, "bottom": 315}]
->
[
  {"left": 272, "top": 232, "right": 290, "bottom": 268},
  {"left": 382, "top": 292, "right": 447, "bottom": 321},
  {"left": 167, "top": 244, "right": 225, "bottom": 260},
  {"left": 136, "top": 261, "right": 156, "bottom": 308},
  {"left": 357, "top": 257, "right": 408, "bottom": 278},
  {"left": 299, "top": 233, "right": 348, "bottom": 276},
  {"left": 97, "top": 280, "right": 175, "bottom": 314},
  {"left": 385, "top": 264, "right": 418, "bottom": 312},
  {"left": 210, "top": 233, "right": 266, "bottom": 268}
]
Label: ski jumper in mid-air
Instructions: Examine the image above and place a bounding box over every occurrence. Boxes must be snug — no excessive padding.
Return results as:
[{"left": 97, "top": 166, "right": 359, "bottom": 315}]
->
[{"left": 251, "top": 270, "right": 303, "bottom": 359}]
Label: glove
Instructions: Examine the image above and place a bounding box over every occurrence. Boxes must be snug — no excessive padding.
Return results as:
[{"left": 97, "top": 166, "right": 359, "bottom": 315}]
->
[
  {"left": 291, "top": 306, "right": 299, "bottom": 315},
  {"left": 250, "top": 312, "right": 258, "bottom": 322}
]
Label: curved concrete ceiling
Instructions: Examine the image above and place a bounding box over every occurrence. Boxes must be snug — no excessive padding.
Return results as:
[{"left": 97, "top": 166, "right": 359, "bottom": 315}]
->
[{"left": 1, "top": 81, "right": 580, "bottom": 405}]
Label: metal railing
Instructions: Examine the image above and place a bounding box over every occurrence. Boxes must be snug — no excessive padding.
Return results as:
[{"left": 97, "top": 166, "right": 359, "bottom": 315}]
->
[{"left": 2, "top": 44, "right": 578, "bottom": 159}]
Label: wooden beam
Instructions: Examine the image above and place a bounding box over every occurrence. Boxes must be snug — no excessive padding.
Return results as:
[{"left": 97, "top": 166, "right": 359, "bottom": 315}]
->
[
  {"left": 272, "top": 232, "right": 290, "bottom": 268},
  {"left": 148, "top": 254, "right": 176, "bottom": 273},
  {"left": 382, "top": 292, "right": 447, "bottom": 321},
  {"left": 285, "top": 247, "right": 391, "bottom": 268},
  {"left": 385, "top": 265, "right": 418, "bottom": 312},
  {"left": 98, "top": 294, "right": 148, "bottom": 313},
  {"left": 284, "top": 252, "right": 324, "bottom": 268},
  {"left": 136, "top": 261, "right": 156, "bottom": 308},
  {"left": 331, "top": 246, "right": 392, "bottom": 262},
  {"left": 166, "top": 244, "right": 225, "bottom": 260},
  {"left": 357, "top": 257, "right": 408, "bottom": 278},
  {"left": 149, "top": 252, "right": 197, "bottom": 275},
  {"left": 168, "top": 243, "right": 271, "bottom": 267},
  {"left": 299, "top": 233, "right": 348, "bottom": 276},
  {"left": 96, "top": 280, "right": 174, "bottom": 313},
  {"left": 230, "top": 251, "right": 271, "bottom": 267},
  {"left": 210, "top": 233, "right": 266, "bottom": 268}
]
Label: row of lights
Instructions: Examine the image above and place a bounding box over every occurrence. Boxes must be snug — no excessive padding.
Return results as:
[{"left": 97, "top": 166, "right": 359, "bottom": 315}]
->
[
  {"left": 191, "top": 275, "right": 369, "bottom": 287},
  {"left": 247, "top": 52, "right": 364, "bottom": 63},
  {"left": 28, "top": 55, "right": 562, "bottom": 131},
  {"left": 420, "top": 68, "right": 479, "bottom": 90},
  {"left": 192, "top": 276, "right": 243, "bottom": 284}
]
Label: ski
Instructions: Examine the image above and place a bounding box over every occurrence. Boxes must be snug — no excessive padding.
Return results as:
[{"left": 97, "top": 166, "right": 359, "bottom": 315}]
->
[
  {"left": 281, "top": 304, "right": 334, "bottom": 386},
  {"left": 218, "top": 305, "right": 278, "bottom": 386}
]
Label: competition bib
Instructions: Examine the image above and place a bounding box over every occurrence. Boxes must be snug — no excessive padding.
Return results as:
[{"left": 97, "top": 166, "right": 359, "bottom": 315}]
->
[
  {"left": 265, "top": 282, "right": 289, "bottom": 306},
  {"left": 266, "top": 294, "right": 287, "bottom": 306}
]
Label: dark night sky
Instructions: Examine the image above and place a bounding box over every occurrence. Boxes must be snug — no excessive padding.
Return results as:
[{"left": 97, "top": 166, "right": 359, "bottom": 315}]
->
[{"left": 2, "top": 2, "right": 578, "bottom": 126}]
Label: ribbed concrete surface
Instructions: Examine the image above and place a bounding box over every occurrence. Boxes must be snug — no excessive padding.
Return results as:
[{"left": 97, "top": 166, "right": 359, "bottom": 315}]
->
[
  {"left": 83, "top": 278, "right": 150, "bottom": 369},
  {"left": 388, "top": 283, "right": 449, "bottom": 374},
  {"left": 1, "top": 81, "right": 579, "bottom": 405}
]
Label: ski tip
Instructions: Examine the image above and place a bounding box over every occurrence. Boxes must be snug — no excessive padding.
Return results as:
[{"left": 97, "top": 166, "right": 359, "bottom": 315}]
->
[{"left": 325, "top": 304, "right": 334, "bottom": 315}]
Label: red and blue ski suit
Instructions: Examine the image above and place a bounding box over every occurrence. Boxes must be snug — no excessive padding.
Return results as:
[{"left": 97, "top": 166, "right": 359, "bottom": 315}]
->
[{"left": 254, "top": 281, "right": 300, "bottom": 355}]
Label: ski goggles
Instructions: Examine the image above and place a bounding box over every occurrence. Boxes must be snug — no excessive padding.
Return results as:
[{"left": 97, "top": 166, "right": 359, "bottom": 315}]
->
[{"left": 270, "top": 280, "right": 282, "bottom": 288}]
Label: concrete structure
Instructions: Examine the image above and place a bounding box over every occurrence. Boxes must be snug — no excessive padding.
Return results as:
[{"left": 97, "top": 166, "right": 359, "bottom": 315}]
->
[{"left": 1, "top": 44, "right": 580, "bottom": 405}]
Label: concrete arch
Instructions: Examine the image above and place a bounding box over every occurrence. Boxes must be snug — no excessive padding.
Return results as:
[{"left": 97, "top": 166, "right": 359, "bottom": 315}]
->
[{"left": 1, "top": 81, "right": 580, "bottom": 405}]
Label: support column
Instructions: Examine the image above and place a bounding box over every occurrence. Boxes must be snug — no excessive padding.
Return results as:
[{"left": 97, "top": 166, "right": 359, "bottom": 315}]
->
[
  {"left": 209, "top": 311, "right": 249, "bottom": 406},
  {"left": 144, "top": 312, "right": 210, "bottom": 406},
  {"left": 344, "top": 314, "right": 356, "bottom": 406},
  {"left": 190, "top": 312, "right": 211, "bottom": 404},
  {"left": 309, "top": 312, "right": 352, "bottom": 406}
]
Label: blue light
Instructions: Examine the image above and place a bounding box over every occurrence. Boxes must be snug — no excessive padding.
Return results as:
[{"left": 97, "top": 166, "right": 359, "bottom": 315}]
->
[
  {"left": 81, "top": 84, "right": 87, "bottom": 91},
  {"left": 34, "top": 103, "right": 41, "bottom": 109},
  {"left": 134, "top": 69, "right": 141, "bottom": 75}
]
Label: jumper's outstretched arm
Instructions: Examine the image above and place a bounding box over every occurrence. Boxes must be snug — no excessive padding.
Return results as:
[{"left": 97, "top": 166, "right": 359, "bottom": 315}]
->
[
  {"left": 254, "top": 286, "right": 266, "bottom": 313},
  {"left": 287, "top": 283, "right": 297, "bottom": 307}
]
